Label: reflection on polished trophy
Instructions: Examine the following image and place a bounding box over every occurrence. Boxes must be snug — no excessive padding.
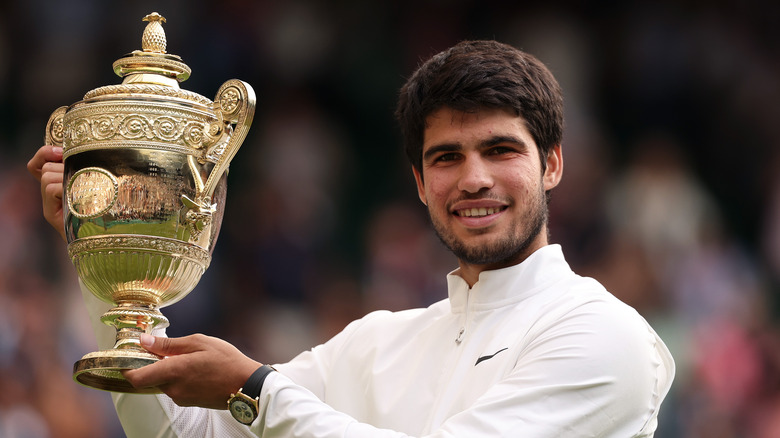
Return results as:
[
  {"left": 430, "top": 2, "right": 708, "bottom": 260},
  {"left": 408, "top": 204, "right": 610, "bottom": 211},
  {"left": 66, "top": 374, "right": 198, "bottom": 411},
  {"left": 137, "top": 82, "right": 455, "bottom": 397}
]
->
[{"left": 44, "top": 12, "right": 255, "bottom": 393}]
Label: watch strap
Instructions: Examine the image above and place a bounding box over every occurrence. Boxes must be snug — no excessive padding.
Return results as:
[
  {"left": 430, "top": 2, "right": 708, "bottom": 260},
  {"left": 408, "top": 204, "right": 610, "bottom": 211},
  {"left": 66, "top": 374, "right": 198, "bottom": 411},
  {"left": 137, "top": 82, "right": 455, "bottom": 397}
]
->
[{"left": 241, "top": 364, "right": 276, "bottom": 399}]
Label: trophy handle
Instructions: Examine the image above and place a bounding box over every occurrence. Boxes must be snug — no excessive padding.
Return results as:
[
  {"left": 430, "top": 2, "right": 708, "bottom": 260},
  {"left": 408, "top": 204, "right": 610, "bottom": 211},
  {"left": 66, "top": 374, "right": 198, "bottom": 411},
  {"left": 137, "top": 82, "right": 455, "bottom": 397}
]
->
[
  {"left": 45, "top": 106, "right": 68, "bottom": 146},
  {"left": 198, "top": 80, "right": 256, "bottom": 203}
]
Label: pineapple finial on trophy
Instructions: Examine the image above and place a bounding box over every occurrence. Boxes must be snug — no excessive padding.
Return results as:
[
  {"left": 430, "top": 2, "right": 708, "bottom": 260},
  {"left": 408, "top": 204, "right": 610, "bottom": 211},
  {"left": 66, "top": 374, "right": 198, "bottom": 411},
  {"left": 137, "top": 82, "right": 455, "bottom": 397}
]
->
[
  {"left": 142, "top": 12, "right": 167, "bottom": 53},
  {"left": 111, "top": 12, "right": 190, "bottom": 86}
]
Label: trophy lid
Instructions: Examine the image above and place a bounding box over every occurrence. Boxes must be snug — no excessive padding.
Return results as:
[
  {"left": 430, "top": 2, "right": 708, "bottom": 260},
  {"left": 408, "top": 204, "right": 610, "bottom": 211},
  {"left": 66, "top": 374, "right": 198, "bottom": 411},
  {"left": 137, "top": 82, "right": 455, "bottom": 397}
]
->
[{"left": 83, "top": 12, "right": 211, "bottom": 107}]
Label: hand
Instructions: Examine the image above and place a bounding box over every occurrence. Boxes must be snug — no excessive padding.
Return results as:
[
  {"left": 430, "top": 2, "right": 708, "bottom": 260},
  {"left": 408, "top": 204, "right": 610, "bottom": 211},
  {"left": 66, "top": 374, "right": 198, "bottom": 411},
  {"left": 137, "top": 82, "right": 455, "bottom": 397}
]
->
[
  {"left": 27, "top": 145, "right": 66, "bottom": 241},
  {"left": 124, "top": 334, "right": 262, "bottom": 409}
]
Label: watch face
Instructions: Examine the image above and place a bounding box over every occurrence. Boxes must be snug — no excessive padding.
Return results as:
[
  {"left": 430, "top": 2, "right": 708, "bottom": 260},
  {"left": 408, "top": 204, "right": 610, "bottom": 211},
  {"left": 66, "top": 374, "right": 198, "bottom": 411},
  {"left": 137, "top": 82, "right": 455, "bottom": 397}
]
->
[{"left": 229, "top": 399, "right": 257, "bottom": 425}]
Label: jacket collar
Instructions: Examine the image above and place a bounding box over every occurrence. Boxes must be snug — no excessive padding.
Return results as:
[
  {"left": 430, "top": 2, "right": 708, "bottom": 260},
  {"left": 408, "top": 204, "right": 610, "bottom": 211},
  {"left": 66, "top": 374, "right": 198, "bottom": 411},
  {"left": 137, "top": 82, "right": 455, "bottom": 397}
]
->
[{"left": 446, "top": 244, "right": 572, "bottom": 313}]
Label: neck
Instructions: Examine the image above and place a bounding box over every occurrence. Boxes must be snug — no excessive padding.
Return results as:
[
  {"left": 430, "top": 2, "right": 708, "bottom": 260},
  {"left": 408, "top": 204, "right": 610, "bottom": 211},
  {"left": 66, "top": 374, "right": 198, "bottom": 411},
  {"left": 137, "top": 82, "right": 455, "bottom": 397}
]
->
[{"left": 455, "top": 240, "right": 549, "bottom": 288}]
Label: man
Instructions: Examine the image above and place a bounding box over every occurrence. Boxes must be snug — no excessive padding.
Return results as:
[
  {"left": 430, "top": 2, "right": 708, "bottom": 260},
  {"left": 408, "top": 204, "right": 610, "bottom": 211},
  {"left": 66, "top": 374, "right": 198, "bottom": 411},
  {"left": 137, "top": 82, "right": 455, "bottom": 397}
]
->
[{"left": 29, "top": 40, "right": 674, "bottom": 437}]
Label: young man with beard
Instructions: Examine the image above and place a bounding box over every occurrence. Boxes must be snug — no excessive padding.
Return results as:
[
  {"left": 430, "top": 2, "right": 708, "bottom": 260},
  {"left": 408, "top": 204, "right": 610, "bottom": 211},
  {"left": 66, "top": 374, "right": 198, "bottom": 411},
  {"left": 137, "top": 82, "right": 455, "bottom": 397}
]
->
[{"left": 28, "top": 40, "right": 674, "bottom": 437}]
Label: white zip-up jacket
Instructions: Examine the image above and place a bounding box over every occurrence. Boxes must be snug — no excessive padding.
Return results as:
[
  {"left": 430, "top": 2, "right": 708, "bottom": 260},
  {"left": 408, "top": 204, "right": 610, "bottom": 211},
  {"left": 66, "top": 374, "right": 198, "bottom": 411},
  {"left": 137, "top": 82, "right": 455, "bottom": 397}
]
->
[{"left": 85, "top": 244, "right": 674, "bottom": 437}]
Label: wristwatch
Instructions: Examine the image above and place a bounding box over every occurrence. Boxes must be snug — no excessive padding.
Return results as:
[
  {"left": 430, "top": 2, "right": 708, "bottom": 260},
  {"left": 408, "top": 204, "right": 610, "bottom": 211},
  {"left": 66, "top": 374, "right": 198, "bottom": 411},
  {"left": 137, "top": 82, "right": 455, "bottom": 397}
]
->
[{"left": 228, "top": 364, "right": 276, "bottom": 425}]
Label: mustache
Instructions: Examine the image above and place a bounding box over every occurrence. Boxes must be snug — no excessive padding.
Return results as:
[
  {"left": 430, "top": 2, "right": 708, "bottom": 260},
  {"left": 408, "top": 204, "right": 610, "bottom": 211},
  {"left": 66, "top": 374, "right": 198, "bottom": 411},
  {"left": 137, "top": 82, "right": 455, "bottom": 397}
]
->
[{"left": 446, "top": 191, "right": 512, "bottom": 209}]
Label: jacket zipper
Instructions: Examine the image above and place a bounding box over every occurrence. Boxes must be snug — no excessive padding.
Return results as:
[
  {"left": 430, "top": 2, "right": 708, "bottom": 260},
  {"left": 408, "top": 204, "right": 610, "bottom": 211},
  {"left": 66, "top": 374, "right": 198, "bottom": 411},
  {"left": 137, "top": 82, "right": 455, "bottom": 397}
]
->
[{"left": 456, "top": 290, "right": 470, "bottom": 343}]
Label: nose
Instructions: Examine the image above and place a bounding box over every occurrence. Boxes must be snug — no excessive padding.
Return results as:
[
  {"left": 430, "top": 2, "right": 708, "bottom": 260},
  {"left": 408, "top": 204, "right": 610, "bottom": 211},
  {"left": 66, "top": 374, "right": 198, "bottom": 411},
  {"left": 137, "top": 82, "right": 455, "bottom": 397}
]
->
[{"left": 457, "top": 155, "right": 493, "bottom": 193}]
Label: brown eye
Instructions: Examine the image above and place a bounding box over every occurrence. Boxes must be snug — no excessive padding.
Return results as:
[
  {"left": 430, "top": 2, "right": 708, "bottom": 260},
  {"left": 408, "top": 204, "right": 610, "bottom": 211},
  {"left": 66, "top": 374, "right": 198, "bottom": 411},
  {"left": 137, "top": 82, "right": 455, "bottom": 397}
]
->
[
  {"left": 435, "top": 153, "right": 459, "bottom": 162},
  {"left": 488, "top": 147, "right": 512, "bottom": 155}
]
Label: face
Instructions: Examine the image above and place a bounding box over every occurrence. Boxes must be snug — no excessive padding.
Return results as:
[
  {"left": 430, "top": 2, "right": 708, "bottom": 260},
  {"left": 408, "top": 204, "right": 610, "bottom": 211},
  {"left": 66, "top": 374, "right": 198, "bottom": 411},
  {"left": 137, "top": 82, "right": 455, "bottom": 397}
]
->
[{"left": 413, "top": 107, "right": 563, "bottom": 281}]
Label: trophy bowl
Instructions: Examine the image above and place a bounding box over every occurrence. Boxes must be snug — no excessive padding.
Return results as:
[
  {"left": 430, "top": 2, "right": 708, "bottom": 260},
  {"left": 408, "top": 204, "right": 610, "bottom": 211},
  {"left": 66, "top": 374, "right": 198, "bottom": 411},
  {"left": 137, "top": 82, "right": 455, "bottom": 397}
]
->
[{"left": 44, "top": 12, "right": 255, "bottom": 393}]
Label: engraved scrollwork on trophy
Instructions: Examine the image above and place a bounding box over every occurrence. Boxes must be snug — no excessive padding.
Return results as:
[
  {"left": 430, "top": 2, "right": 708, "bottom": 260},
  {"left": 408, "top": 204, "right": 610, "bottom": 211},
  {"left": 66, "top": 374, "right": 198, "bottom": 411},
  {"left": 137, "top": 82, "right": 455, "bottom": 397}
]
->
[
  {"left": 65, "top": 111, "right": 216, "bottom": 150},
  {"left": 185, "top": 209, "right": 213, "bottom": 241},
  {"left": 153, "top": 115, "right": 183, "bottom": 141},
  {"left": 182, "top": 122, "right": 207, "bottom": 149},
  {"left": 181, "top": 194, "right": 216, "bottom": 242},
  {"left": 120, "top": 114, "right": 154, "bottom": 139},
  {"left": 45, "top": 106, "right": 67, "bottom": 146},
  {"left": 218, "top": 86, "right": 241, "bottom": 115},
  {"left": 68, "top": 235, "right": 211, "bottom": 267},
  {"left": 91, "top": 115, "right": 122, "bottom": 140},
  {"left": 67, "top": 167, "right": 120, "bottom": 219},
  {"left": 69, "top": 118, "right": 93, "bottom": 145},
  {"left": 200, "top": 79, "right": 255, "bottom": 195},
  {"left": 203, "top": 133, "right": 230, "bottom": 163},
  {"left": 84, "top": 85, "right": 212, "bottom": 106}
]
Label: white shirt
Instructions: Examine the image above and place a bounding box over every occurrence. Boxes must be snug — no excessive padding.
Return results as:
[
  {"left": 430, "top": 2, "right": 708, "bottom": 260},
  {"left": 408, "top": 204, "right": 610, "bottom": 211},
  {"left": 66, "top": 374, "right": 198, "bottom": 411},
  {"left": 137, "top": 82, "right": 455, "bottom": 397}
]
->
[{"left": 85, "top": 244, "right": 674, "bottom": 437}]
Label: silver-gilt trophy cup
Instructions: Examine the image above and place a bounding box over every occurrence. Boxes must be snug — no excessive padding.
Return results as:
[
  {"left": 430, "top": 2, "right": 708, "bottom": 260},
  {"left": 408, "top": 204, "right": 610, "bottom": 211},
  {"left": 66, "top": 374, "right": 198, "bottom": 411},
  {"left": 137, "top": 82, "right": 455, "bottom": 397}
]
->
[{"left": 44, "top": 12, "right": 255, "bottom": 393}]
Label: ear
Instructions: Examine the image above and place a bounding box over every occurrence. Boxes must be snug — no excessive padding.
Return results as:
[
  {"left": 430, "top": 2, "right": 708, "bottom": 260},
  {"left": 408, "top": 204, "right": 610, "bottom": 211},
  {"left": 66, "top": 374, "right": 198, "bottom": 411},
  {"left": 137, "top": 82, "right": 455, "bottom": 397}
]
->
[
  {"left": 543, "top": 144, "right": 563, "bottom": 191},
  {"left": 412, "top": 166, "right": 427, "bottom": 205}
]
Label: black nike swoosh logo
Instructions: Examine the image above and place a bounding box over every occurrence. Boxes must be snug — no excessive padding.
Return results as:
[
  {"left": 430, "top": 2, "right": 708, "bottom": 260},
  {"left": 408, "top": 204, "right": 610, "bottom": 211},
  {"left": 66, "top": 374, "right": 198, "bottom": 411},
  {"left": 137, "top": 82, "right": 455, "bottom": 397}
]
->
[{"left": 475, "top": 347, "right": 508, "bottom": 366}]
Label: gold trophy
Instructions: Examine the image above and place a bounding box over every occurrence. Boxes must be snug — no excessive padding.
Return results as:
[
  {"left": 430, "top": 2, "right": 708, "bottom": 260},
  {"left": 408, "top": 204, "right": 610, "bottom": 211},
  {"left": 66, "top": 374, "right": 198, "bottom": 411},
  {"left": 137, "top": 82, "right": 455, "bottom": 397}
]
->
[{"left": 44, "top": 12, "right": 255, "bottom": 393}]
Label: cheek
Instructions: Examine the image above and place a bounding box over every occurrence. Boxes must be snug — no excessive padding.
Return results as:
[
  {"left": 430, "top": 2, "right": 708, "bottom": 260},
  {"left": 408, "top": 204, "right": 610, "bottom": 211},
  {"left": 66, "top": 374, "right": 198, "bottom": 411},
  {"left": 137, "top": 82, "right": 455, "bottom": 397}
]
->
[
  {"left": 506, "top": 168, "right": 538, "bottom": 192},
  {"left": 505, "top": 173, "right": 544, "bottom": 206},
  {"left": 427, "top": 186, "right": 450, "bottom": 210},
  {"left": 422, "top": 176, "right": 452, "bottom": 205}
]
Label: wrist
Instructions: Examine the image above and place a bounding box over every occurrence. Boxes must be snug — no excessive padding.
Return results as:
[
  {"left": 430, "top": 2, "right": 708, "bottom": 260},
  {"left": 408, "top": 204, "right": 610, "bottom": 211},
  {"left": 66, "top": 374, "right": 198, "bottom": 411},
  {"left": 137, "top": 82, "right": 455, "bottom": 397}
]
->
[
  {"left": 228, "top": 364, "right": 277, "bottom": 425},
  {"left": 242, "top": 364, "right": 276, "bottom": 398}
]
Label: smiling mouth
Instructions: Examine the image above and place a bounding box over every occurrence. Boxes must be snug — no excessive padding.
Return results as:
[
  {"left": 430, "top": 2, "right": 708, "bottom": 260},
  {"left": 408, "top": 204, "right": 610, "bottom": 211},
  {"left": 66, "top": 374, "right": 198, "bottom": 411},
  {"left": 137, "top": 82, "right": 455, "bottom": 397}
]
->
[{"left": 454, "top": 206, "right": 507, "bottom": 218}]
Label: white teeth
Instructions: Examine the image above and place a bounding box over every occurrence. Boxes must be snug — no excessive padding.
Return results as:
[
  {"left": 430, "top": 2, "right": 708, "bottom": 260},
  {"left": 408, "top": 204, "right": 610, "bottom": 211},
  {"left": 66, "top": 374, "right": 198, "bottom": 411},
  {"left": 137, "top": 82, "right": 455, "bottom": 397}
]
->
[{"left": 459, "top": 207, "right": 498, "bottom": 217}]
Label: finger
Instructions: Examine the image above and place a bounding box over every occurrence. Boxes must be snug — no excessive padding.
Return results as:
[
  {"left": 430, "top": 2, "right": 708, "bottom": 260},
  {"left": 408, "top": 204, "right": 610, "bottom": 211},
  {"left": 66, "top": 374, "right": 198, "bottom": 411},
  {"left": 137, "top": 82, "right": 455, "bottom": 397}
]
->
[
  {"left": 123, "top": 358, "right": 176, "bottom": 390},
  {"left": 44, "top": 182, "right": 63, "bottom": 202},
  {"left": 27, "top": 145, "right": 63, "bottom": 181},
  {"left": 140, "top": 333, "right": 207, "bottom": 357},
  {"left": 27, "top": 146, "right": 50, "bottom": 180},
  {"left": 40, "top": 164, "right": 64, "bottom": 186},
  {"left": 41, "top": 170, "right": 64, "bottom": 200},
  {"left": 41, "top": 161, "right": 64, "bottom": 175}
]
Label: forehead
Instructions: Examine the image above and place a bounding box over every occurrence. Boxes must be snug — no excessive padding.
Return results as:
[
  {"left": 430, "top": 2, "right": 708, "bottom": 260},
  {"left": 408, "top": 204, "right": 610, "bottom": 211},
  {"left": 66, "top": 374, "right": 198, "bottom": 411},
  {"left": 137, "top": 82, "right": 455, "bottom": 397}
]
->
[{"left": 422, "top": 107, "right": 535, "bottom": 150}]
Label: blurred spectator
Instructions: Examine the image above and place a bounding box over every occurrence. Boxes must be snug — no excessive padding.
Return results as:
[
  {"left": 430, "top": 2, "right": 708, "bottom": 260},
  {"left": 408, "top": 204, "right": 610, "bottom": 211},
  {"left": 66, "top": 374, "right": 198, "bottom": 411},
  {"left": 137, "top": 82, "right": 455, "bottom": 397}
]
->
[{"left": 362, "top": 201, "right": 452, "bottom": 312}]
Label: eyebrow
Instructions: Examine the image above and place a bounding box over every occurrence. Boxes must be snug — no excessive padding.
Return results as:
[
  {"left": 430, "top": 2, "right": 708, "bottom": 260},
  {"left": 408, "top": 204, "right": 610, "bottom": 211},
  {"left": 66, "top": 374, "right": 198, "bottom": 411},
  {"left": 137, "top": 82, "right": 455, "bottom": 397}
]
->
[{"left": 422, "top": 135, "right": 529, "bottom": 162}]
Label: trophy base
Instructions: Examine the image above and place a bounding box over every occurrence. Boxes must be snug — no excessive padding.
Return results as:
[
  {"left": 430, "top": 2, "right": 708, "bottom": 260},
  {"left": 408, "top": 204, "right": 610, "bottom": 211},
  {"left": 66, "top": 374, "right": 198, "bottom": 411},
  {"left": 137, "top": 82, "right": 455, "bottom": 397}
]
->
[{"left": 73, "top": 349, "right": 162, "bottom": 393}]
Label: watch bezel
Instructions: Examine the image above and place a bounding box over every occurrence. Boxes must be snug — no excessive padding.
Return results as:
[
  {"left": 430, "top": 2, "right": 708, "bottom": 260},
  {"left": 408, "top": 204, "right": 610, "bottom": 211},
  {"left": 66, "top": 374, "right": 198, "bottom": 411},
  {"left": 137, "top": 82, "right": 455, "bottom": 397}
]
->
[{"left": 228, "top": 391, "right": 259, "bottom": 425}]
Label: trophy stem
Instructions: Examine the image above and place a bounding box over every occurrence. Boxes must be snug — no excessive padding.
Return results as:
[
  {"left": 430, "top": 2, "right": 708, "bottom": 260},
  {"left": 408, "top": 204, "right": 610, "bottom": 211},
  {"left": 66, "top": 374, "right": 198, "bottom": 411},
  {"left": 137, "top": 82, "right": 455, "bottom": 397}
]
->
[
  {"left": 102, "top": 301, "right": 171, "bottom": 350},
  {"left": 72, "top": 301, "right": 171, "bottom": 393}
]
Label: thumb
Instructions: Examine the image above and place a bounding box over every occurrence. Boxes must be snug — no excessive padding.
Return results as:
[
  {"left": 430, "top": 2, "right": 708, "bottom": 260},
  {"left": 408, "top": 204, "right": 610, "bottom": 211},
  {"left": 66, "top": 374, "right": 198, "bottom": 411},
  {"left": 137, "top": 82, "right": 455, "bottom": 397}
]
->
[{"left": 140, "top": 334, "right": 199, "bottom": 356}]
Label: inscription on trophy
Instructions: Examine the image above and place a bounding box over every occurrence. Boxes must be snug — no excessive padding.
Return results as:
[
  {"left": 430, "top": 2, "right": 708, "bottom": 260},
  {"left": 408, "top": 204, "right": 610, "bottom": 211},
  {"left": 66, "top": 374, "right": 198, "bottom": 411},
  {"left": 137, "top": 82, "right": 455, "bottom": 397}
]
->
[{"left": 67, "top": 167, "right": 119, "bottom": 219}]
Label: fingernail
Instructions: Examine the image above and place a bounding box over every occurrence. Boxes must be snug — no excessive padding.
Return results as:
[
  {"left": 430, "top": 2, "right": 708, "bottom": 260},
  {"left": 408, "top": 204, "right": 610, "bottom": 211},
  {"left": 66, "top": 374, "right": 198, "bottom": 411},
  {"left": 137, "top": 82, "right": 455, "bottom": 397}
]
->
[
  {"left": 52, "top": 146, "right": 63, "bottom": 155},
  {"left": 140, "top": 333, "right": 155, "bottom": 348}
]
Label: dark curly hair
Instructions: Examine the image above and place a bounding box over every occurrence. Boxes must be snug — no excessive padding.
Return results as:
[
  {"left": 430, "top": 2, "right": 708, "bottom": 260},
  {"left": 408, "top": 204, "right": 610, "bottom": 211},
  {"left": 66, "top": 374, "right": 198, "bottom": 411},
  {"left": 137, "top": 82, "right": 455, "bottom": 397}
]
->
[{"left": 396, "top": 40, "right": 564, "bottom": 175}]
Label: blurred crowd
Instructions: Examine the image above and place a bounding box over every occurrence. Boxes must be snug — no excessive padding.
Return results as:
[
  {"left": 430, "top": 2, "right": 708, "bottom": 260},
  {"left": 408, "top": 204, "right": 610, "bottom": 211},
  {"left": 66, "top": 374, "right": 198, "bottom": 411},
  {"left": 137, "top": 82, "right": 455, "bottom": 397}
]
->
[{"left": 1, "top": 0, "right": 779, "bottom": 437}]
